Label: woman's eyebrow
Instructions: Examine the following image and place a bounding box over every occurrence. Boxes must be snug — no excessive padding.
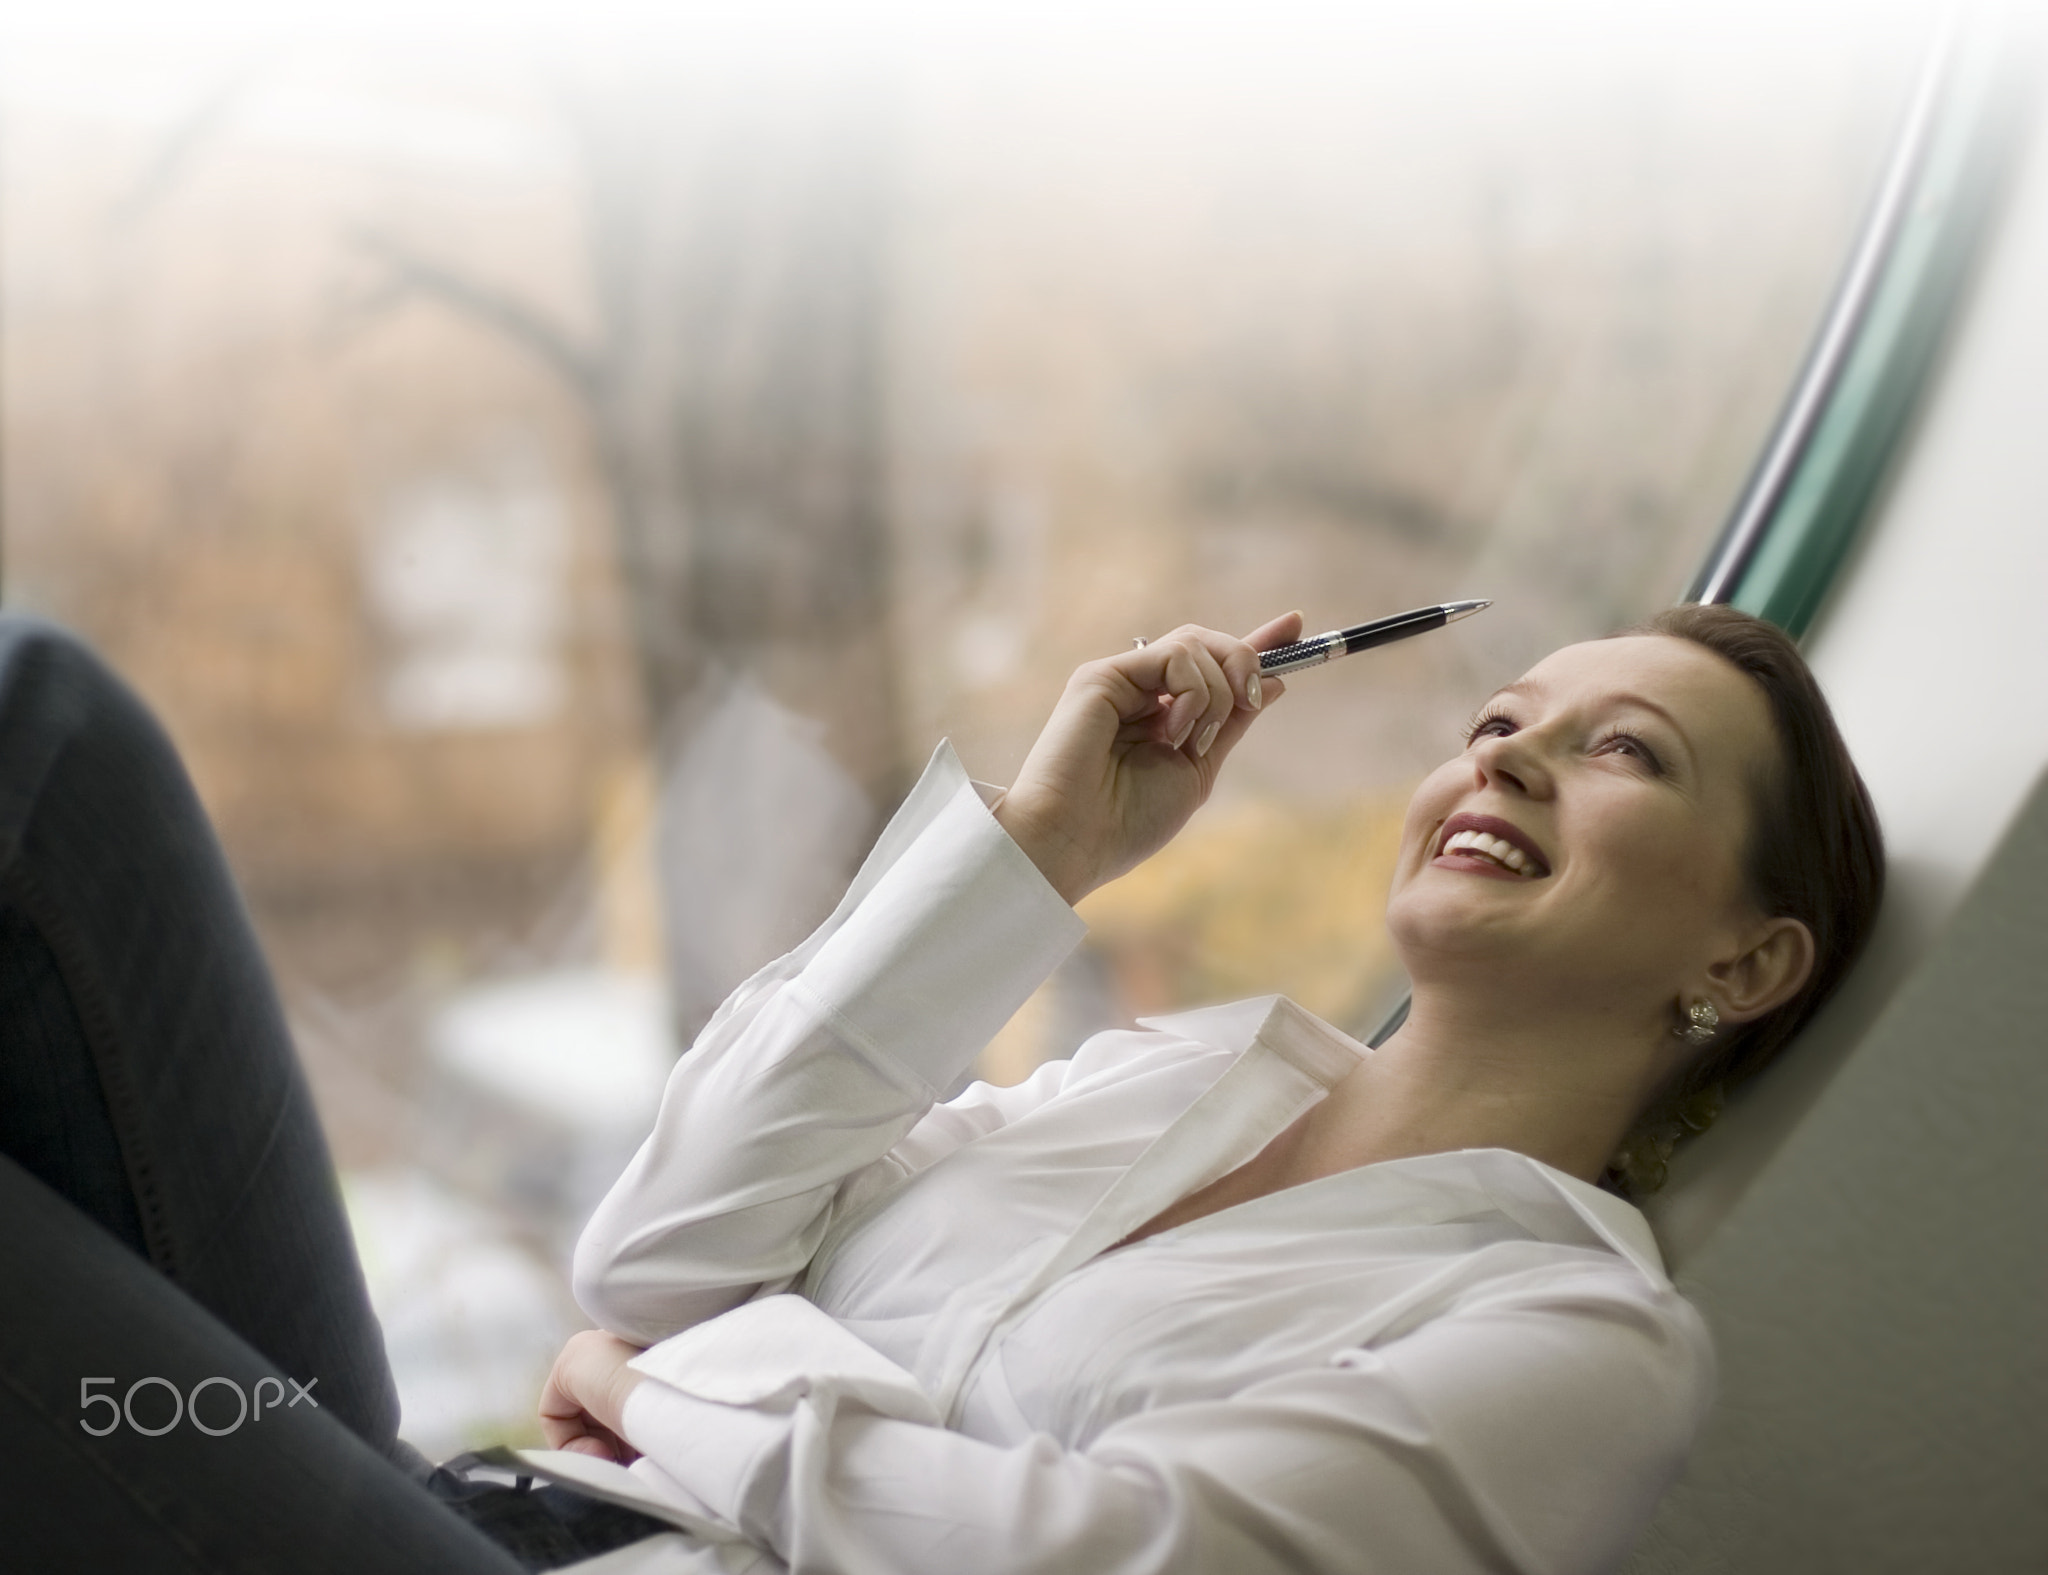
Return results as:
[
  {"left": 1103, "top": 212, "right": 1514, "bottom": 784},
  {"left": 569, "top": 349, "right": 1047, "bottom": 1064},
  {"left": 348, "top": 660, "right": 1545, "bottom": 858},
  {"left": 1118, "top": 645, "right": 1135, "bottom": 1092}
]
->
[{"left": 1607, "top": 693, "right": 1697, "bottom": 764}]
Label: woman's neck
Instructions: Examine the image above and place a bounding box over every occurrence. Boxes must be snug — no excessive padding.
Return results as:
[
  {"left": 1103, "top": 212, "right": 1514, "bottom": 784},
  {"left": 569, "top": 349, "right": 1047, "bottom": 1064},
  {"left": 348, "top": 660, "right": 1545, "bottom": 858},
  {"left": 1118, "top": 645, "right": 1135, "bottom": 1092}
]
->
[
  {"left": 1113, "top": 989, "right": 1662, "bottom": 1251},
  {"left": 1293, "top": 990, "right": 1661, "bottom": 1186}
]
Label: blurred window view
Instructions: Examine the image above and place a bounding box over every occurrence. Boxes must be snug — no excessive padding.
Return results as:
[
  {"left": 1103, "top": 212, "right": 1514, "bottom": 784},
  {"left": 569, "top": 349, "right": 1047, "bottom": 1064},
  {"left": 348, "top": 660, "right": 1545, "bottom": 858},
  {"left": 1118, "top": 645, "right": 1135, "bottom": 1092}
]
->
[{"left": 0, "top": 5, "right": 1931, "bottom": 1455}]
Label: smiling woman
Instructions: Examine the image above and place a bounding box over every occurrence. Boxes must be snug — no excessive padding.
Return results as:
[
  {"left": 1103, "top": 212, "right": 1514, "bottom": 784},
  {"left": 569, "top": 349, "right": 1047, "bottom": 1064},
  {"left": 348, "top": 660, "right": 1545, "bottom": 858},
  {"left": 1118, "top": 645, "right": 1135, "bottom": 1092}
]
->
[
  {"left": 1383, "top": 607, "right": 1875, "bottom": 1195},
  {"left": 543, "top": 599, "right": 1888, "bottom": 1575},
  {"left": 0, "top": 600, "right": 1884, "bottom": 1573}
]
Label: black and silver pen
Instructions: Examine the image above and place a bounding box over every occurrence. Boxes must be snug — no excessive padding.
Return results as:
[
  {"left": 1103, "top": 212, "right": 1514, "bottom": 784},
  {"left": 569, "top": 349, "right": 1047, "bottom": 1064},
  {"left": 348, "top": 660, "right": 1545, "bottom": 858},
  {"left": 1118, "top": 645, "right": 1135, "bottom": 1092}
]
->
[{"left": 1258, "top": 600, "right": 1492, "bottom": 676}]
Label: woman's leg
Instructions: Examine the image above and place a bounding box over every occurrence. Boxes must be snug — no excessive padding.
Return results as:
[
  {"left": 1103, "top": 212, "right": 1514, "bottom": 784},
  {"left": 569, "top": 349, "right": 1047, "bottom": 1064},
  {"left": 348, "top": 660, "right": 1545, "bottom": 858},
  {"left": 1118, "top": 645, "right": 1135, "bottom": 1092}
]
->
[
  {"left": 0, "top": 1151, "right": 527, "bottom": 1573},
  {"left": 0, "top": 614, "right": 396, "bottom": 1449}
]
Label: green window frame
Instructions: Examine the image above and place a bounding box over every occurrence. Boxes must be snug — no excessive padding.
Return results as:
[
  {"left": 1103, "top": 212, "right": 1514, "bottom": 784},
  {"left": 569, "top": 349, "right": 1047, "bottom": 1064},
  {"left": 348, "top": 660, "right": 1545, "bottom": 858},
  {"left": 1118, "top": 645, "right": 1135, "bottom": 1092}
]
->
[{"left": 1688, "top": 18, "right": 2024, "bottom": 638}]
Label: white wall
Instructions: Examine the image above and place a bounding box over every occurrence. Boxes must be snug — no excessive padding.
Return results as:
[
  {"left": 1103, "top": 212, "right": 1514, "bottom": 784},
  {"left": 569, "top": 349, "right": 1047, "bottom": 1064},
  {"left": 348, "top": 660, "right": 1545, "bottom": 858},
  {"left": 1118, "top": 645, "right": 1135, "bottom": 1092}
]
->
[
  {"left": 1627, "top": 39, "right": 2048, "bottom": 1575},
  {"left": 1647, "top": 66, "right": 2048, "bottom": 1263}
]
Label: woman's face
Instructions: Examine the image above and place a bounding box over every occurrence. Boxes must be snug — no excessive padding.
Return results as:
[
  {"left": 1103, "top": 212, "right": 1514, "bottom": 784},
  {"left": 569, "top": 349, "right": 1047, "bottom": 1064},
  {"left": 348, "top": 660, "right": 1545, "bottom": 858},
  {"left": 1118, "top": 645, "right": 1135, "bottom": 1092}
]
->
[{"left": 1385, "top": 635, "right": 1780, "bottom": 1020}]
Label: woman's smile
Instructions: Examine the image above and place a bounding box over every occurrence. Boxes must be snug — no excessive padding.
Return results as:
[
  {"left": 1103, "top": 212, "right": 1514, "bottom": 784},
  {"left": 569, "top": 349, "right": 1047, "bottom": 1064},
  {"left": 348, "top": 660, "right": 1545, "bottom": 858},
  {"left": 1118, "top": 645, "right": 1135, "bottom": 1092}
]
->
[{"left": 1433, "top": 812, "right": 1552, "bottom": 878}]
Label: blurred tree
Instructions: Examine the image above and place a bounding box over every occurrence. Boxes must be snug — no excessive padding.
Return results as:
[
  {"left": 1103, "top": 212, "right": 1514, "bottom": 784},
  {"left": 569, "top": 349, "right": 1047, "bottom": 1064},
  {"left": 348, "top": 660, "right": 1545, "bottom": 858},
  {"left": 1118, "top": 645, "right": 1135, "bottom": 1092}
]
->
[
  {"left": 348, "top": 60, "right": 907, "bottom": 1029},
  {"left": 352, "top": 64, "right": 904, "bottom": 802}
]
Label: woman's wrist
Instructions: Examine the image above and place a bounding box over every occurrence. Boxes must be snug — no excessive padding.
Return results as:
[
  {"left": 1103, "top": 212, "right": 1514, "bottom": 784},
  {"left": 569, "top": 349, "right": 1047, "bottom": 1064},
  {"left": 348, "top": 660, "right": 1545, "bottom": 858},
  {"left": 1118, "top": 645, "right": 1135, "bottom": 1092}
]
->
[
  {"left": 991, "top": 793, "right": 1094, "bottom": 907},
  {"left": 607, "top": 1364, "right": 646, "bottom": 1441}
]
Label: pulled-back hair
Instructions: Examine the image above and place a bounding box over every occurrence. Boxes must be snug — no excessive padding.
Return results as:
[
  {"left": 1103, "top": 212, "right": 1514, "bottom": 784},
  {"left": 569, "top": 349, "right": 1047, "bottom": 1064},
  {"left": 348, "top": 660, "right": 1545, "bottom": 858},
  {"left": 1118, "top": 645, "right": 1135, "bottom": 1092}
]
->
[{"left": 1605, "top": 603, "right": 1885, "bottom": 1196}]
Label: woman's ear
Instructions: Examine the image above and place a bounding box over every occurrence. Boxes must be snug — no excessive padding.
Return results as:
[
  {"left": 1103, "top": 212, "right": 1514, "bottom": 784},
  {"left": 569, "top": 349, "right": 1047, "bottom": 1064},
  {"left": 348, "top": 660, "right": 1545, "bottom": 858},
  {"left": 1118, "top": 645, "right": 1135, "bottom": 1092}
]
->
[{"left": 1706, "top": 915, "right": 1816, "bottom": 1024}]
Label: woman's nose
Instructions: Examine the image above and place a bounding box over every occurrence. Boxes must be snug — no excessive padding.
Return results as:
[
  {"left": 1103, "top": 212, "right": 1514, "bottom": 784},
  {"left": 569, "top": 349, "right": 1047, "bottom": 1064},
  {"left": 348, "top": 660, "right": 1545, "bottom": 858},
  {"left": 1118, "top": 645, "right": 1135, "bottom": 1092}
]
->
[{"left": 1471, "top": 731, "right": 1552, "bottom": 798}]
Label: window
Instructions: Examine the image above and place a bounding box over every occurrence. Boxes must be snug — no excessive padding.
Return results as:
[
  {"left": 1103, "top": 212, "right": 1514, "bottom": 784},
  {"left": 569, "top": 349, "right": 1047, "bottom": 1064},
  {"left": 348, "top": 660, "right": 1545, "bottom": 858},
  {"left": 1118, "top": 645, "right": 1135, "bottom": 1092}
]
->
[{"left": 0, "top": 3, "right": 1934, "bottom": 1455}]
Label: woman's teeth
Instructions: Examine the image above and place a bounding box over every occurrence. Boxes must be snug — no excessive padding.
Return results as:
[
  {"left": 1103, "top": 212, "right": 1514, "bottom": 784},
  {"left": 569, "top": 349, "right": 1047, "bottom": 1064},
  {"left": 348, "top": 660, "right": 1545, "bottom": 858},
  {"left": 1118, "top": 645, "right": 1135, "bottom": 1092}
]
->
[{"left": 1441, "top": 828, "right": 1540, "bottom": 876}]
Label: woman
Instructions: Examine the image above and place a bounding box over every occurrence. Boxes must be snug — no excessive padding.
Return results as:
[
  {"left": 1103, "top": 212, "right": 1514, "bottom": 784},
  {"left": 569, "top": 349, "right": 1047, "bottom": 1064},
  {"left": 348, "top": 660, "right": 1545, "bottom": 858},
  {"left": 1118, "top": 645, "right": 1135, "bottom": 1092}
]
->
[{"left": 537, "top": 603, "right": 1884, "bottom": 1574}]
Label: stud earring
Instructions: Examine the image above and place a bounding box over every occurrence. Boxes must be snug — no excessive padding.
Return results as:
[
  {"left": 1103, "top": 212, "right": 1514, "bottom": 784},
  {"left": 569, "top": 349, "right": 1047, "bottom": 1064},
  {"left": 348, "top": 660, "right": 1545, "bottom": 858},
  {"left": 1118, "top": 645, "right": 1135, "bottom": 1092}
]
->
[{"left": 1675, "top": 998, "right": 1720, "bottom": 1048}]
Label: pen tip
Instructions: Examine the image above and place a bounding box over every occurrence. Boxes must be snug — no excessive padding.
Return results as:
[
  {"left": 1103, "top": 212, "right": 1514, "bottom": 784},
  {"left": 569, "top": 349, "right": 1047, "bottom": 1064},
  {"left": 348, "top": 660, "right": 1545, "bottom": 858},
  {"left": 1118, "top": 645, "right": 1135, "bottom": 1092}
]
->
[{"left": 1444, "top": 598, "right": 1492, "bottom": 622}]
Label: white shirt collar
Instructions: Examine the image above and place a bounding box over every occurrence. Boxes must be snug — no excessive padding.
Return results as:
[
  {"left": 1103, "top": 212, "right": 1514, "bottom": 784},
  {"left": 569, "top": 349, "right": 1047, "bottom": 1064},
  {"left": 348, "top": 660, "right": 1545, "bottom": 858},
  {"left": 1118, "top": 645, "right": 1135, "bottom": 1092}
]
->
[{"left": 1140, "top": 992, "right": 1668, "bottom": 1281}]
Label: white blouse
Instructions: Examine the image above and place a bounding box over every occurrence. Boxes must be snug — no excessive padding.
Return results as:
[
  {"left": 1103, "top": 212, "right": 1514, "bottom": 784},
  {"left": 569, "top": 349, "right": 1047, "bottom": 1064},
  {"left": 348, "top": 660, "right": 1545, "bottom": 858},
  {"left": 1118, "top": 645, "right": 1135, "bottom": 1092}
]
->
[{"left": 568, "top": 743, "right": 1714, "bottom": 1575}]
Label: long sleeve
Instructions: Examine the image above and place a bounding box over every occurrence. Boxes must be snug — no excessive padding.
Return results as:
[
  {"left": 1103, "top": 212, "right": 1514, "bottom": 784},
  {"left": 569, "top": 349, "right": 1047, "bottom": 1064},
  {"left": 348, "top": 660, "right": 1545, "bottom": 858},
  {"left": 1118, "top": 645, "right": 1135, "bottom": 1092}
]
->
[
  {"left": 617, "top": 1267, "right": 1713, "bottom": 1575},
  {"left": 573, "top": 742, "right": 1087, "bottom": 1345}
]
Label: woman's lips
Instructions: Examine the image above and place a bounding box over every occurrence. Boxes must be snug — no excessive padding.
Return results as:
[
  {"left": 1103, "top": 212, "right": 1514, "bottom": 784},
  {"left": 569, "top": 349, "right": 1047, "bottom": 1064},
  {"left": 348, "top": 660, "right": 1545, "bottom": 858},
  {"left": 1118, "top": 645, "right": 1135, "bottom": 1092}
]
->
[{"left": 1433, "top": 812, "right": 1552, "bottom": 878}]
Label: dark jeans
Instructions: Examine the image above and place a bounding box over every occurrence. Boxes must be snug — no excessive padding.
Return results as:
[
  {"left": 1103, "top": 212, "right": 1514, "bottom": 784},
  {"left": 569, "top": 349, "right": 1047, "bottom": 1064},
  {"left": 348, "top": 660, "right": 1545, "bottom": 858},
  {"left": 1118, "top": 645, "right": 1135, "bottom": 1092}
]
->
[{"left": 0, "top": 615, "right": 525, "bottom": 1573}]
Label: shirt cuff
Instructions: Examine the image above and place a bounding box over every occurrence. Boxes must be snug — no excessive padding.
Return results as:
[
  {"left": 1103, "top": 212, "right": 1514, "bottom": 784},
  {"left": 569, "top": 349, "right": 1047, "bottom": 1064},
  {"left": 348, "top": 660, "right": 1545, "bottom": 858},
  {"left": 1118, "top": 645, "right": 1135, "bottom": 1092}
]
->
[
  {"left": 622, "top": 1294, "right": 941, "bottom": 1538},
  {"left": 622, "top": 1380, "right": 791, "bottom": 1538},
  {"left": 795, "top": 742, "right": 1087, "bottom": 1094}
]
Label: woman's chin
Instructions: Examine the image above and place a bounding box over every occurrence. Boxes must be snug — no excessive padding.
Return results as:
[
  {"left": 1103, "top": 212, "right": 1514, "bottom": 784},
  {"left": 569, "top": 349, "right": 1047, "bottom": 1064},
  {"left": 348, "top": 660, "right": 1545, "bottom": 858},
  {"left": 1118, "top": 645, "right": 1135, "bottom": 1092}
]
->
[{"left": 1387, "top": 878, "right": 1546, "bottom": 956}]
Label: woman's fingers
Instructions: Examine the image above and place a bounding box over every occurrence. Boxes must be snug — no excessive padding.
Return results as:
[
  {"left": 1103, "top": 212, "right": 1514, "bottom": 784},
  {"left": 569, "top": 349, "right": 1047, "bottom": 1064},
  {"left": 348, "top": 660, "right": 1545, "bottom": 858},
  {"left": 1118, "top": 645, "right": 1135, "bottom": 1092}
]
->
[
  {"left": 1202, "top": 675, "right": 1285, "bottom": 772},
  {"left": 1208, "top": 612, "right": 1302, "bottom": 744},
  {"left": 1151, "top": 640, "right": 1209, "bottom": 748},
  {"left": 1245, "top": 609, "right": 1306, "bottom": 654},
  {"left": 538, "top": 1330, "right": 645, "bottom": 1464},
  {"left": 538, "top": 1373, "right": 612, "bottom": 1456},
  {"left": 1135, "top": 623, "right": 1289, "bottom": 754},
  {"left": 1198, "top": 641, "right": 1243, "bottom": 756},
  {"left": 1178, "top": 615, "right": 1301, "bottom": 707},
  {"left": 1155, "top": 634, "right": 1228, "bottom": 753},
  {"left": 1215, "top": 635, "right": 1267, "bottom": 719}
]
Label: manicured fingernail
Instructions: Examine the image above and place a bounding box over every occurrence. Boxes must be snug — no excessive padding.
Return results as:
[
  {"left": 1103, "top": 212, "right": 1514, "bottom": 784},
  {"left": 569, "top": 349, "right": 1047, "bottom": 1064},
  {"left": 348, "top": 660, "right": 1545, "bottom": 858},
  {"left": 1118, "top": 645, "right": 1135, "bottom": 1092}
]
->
[
  {"left": 1246, "top": 672, "right": 1262, "bottom": 710},
  {"left": 1171, "top": 712, "right": 1197, "bottom": 749},
  {"left": 1195, "top": 720, "right": 1221, "bottom": 756}
]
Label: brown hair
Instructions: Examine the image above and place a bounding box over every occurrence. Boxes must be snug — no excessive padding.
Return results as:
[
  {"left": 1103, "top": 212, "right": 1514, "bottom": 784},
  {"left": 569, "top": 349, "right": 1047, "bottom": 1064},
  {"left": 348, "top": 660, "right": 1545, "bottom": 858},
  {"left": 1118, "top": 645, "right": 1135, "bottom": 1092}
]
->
[{"left": 1605, "top": 603, "right": 1886, "bottom": 1195}]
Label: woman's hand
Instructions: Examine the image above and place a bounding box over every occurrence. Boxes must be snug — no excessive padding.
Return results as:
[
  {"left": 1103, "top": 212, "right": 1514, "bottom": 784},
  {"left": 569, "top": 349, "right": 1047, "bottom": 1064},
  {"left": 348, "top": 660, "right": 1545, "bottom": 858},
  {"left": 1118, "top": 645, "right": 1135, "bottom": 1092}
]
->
[
  {"left": 994, "top": 612, "right": 1302, "bottom": 904},
  {"left": 538, "top": 1329, "right": 647, "bottom": 1463}
]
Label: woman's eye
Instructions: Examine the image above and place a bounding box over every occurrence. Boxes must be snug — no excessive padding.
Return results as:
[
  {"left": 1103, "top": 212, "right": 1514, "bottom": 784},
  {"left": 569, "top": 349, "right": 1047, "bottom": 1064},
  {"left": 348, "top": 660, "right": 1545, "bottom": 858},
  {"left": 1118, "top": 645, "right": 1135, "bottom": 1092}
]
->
[
  {"left": 1598, "top": 731, "right": 1663, "bottom": 772},
  {"left": 1464, "top": 713, "right": 1516, "bottom": 745}
]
